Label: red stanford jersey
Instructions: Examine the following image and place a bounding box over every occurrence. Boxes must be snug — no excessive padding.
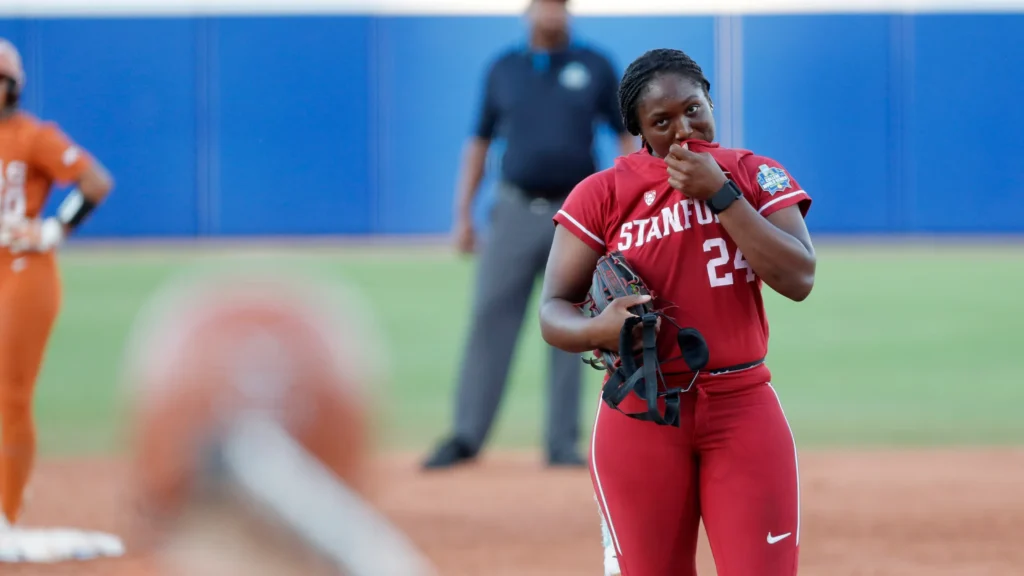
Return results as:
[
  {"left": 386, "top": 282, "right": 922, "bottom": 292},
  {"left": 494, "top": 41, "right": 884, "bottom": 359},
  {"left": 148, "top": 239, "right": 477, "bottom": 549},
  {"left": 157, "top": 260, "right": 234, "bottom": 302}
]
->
[{"left": 553, "top": 139, "right": 811, "bottom": 387}]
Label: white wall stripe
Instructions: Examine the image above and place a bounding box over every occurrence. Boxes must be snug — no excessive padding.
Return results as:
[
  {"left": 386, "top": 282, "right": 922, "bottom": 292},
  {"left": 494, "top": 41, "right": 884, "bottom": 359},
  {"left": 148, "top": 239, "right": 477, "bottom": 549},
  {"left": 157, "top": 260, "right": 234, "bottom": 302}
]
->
[
  {"left": 728, "top": 16, "right": 744, "bottom": 150},
  {"left": 767, "top": 383, "right": 801, "bottom": 546},
  {"left": 557, "top": 209, "right": 606, "bottom": 246},
  {"left": 713, "top": 16, "right": 744, "bottom": 150},
  {"left": 713, "top": 16, "right": 733, "bottom": 149},
  {"left": 757, "top": 190, "right": 807, "bottom": 214},
  {"left": 2, "top": 0, "right": 1022, "bottom": 17},
  {"left": 590, "top": 401, "right": 622, "bottom": 556}
]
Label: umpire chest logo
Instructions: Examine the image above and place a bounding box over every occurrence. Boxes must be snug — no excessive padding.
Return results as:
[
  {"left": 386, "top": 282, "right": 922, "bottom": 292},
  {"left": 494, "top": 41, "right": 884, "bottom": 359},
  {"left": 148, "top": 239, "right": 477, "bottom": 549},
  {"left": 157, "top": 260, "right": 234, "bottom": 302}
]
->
[
  {"left": 643, "top": 190, "right": 656, "bottom": 206},
  {"left": 559, "top": 62, "right": 591, "bottom": 90}
]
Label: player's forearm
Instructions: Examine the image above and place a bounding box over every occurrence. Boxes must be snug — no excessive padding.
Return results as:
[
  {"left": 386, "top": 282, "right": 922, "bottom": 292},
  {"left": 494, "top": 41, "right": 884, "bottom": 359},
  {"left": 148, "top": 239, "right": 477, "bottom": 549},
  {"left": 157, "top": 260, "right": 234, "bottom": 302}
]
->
[
  {"left": 52, "top": 162, "right": 114, "bottom": 239},
  {"left": 454, "top": 138, "right": 489, "bottom": 220},
  {"left": 539, "top": 299, "right": 599, "bottom": 354},
  {"left": 78, "top": 161, "right": 114, "bottom": 203},
  {"left": 717, "top": 201, "right": 815, "bottom": 301}
]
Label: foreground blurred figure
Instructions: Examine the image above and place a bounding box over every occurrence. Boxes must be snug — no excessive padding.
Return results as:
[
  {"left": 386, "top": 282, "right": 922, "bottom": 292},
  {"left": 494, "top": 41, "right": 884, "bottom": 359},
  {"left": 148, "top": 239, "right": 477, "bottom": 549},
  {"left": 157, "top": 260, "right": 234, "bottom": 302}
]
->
[{"left": 123, "top": 269, "right": 436, "bottom": 576}]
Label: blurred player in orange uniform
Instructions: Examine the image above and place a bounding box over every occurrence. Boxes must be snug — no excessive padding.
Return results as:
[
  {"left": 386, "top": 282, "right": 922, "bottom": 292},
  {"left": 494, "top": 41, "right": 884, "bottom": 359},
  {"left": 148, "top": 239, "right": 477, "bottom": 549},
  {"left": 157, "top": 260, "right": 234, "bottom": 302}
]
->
[
  {"left": 0, "top": 38, "right": 114, "bottom": 527},
  {"left": 122, "top": 269, "right": 436, "bottom": 576}
]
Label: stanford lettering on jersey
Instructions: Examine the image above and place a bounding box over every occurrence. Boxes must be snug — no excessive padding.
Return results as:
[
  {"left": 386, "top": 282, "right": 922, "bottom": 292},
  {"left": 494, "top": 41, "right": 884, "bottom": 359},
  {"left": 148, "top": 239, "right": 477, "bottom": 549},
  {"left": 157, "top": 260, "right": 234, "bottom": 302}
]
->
[{"left": 617, "top": 197, "right": 719, "bottom": 251}]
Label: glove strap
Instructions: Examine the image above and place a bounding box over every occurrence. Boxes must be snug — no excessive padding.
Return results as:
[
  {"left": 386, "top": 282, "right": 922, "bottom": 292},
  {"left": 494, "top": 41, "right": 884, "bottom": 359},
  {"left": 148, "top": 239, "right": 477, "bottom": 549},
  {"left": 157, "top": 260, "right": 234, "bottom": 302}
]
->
[{"left": 599, "top": 313, "right": 681, "bottom": 427}]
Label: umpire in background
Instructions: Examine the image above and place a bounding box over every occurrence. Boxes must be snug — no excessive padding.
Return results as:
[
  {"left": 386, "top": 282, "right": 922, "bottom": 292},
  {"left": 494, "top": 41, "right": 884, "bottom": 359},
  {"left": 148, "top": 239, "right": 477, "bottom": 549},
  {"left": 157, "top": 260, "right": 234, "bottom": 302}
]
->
[{"left": 424, "top": 0, "right": 634, "bottom": 470}]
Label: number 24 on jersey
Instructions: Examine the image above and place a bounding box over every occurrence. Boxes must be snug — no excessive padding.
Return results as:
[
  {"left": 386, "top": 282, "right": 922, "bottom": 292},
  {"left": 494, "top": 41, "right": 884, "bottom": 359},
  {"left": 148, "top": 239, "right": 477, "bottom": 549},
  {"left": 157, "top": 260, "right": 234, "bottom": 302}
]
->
[{"left": 704, "top": 237, "right": 755, "bottom": 288}]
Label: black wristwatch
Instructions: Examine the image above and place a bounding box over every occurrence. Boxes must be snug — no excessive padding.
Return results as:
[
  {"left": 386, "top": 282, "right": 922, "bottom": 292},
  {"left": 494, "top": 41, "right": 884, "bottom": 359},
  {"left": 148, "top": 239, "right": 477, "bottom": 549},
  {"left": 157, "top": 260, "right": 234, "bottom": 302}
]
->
[{"left": 707, "top": 180, "right": 743, "bottom": 215}]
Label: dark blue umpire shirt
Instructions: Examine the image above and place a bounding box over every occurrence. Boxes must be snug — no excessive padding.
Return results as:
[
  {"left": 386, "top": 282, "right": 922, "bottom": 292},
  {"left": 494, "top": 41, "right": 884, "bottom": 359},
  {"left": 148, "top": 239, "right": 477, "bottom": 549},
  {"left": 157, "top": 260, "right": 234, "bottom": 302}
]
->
[{"left": 475, "top": 43, "right": 625, "bottom": 200}]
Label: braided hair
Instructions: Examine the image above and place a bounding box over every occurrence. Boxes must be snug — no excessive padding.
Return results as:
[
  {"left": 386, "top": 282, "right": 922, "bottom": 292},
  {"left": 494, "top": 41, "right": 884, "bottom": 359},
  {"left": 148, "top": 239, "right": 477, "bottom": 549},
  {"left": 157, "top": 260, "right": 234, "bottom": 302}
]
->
[{"left": 618, "top": 49, "right": 712, "bottom": 138}]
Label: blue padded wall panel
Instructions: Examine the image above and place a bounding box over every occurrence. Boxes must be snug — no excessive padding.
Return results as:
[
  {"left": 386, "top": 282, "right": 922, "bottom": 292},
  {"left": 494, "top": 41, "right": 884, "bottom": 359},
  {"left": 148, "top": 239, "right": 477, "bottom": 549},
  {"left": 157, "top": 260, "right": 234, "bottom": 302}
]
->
[
  {"left": 906, "top": 15, "right": 1024, "bottom": 233},
  {"left": 34, "top": 18, "right": 199, "bottom": 237},
  {"left": 211, "top": 16, "right": 372, "bottom": 235},
  {"left": 743, "top": 15, "right": 892, "bottom": 233}
]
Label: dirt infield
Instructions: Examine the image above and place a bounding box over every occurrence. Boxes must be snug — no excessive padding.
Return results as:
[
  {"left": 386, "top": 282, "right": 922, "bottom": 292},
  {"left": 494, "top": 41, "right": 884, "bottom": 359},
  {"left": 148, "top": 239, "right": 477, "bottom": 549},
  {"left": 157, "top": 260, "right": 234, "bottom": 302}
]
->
[{"left": 6, "top": 449, "right": 1024, "bottom": 575}]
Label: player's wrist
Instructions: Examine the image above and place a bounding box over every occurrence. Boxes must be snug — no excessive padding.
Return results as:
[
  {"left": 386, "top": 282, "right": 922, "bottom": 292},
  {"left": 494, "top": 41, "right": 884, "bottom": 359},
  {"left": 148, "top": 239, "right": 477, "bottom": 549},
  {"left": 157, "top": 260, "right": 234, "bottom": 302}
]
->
[
  {"left": 707, "top": 180, "right": 743, "bottom": 215},
  {"left": 57, "top": 188, "right": 98, "bottom": 231},
  {"left": 582, "top": 315, "right": 619, "bottom": 353}
]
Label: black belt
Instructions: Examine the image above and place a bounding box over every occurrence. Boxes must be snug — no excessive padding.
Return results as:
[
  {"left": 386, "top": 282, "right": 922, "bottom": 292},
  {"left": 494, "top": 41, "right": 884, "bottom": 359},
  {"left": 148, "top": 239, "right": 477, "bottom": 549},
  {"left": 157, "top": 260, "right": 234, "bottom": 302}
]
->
[{"left": 664, "top": 358, "right": 766, "bottom": 378}]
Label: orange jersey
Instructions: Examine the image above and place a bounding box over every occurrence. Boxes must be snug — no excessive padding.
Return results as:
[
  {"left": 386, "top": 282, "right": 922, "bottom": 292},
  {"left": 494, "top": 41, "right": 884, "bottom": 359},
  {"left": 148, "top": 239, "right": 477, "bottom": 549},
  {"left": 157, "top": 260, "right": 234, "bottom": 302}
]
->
[{"left": 0, "top": 111, "right": 92, "bottom": 221}]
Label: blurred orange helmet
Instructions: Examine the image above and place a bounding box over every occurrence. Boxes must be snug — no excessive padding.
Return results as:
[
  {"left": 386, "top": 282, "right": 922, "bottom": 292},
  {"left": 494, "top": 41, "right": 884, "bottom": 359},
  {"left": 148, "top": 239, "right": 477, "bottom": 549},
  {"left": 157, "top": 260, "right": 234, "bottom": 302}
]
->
[
  {"left": 123, "top": 268, "right": 434, "bottom": 575},
  {"left": 0, "top": 38, "right": 25, "bottom": 95},
  {"left": 125, "top": 271, "right": 382, "bottom": 519}
]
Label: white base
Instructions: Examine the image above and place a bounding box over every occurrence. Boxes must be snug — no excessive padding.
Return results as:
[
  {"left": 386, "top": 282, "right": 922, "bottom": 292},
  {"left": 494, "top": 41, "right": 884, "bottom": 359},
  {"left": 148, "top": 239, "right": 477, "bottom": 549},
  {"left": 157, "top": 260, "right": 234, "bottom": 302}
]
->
[
  {"left": 0, "top": 528, "right": 125, "bottom": 563},
  {"left": 604, "top": 546, "right": 621, "bottom": 576},
  {"left": 600, "top": 508, "right": 620, "bottom": 576}
]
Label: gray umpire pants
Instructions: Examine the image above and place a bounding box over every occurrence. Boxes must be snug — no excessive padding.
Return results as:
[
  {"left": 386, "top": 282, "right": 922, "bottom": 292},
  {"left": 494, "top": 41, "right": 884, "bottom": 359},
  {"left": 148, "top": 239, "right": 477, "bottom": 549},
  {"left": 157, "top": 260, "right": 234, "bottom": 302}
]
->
[{"left": 453, "top": 181, "right": 582, "bottom": 458}]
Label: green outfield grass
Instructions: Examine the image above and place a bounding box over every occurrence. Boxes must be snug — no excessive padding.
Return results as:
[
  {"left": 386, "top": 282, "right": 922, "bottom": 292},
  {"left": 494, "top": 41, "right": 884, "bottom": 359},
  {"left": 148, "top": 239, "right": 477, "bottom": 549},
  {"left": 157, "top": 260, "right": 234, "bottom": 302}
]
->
[{"left": 32, "top": 242, "right": 1024, "bottom": 456}]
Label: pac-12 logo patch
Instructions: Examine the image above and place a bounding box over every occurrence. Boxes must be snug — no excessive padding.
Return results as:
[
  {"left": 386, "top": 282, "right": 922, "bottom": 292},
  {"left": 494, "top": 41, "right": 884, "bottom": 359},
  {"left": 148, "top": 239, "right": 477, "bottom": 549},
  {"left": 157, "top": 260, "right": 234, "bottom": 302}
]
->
[
  {"left": 756, "top": 164, "right": 791, "bottom": 195},
  {"left": 643, "top": 190, "right": 656, "bottom": 206}
]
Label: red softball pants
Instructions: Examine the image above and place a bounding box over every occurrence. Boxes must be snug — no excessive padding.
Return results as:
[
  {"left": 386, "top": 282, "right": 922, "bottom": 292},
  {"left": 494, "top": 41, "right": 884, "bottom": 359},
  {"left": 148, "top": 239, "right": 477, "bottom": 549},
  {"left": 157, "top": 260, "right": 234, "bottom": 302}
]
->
[{"left": 590, "top": 379, "right": 800, "bottom": 576}]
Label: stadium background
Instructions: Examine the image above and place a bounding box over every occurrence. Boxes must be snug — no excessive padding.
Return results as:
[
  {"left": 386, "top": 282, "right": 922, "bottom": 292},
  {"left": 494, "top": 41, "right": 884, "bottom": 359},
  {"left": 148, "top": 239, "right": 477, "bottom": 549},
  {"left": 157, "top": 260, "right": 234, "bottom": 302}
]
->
[
  {"left": 4, "top": 2, "right": 1024, "bottom": 237},
  {"left": 1, "top": 1, "right": 1023, "bottom": 574}
]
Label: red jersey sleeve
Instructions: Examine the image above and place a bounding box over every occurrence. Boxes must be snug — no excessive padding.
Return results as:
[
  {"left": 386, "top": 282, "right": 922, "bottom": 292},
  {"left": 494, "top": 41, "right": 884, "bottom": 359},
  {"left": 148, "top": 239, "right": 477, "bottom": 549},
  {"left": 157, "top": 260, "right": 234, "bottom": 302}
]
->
[
  {"left": 739, "top": 155, "right": 811, "bottom": 219},
  {"left": 30, "top": 122, "right": 93, "bottom": 185},
  {"left": 553, "top": 170, "right": 614, "bottom": 254}
]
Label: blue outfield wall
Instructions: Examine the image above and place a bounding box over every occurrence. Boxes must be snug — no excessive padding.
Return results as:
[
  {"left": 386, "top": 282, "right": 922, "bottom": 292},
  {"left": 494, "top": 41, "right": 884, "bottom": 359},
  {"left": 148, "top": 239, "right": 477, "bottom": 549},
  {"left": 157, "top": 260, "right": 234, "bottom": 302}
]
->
[{"left": 0, "top": 13, "right": 1021, "bottom": 238}]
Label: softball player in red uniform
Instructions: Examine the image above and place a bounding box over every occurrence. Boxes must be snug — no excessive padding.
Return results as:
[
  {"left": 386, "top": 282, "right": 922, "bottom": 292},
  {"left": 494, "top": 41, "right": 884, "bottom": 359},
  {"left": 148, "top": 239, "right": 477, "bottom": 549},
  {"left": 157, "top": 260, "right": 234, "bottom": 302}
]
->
[{"left": 539, "top": 48, "right": 815, "bottom": 576}]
